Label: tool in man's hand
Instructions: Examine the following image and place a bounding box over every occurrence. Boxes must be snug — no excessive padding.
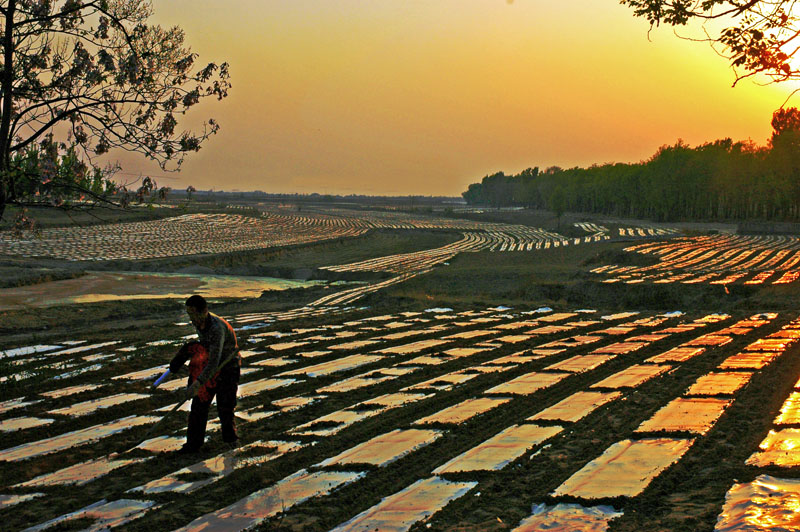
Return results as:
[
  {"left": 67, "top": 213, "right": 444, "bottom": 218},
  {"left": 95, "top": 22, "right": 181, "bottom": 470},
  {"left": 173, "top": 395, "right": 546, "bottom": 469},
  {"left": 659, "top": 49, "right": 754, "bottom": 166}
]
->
[
  {"left": 131, "top": 349, "right": 239, "bottom": 450},
  {"left": 152, "top": 368, "right": 171, "bottom": 388}
]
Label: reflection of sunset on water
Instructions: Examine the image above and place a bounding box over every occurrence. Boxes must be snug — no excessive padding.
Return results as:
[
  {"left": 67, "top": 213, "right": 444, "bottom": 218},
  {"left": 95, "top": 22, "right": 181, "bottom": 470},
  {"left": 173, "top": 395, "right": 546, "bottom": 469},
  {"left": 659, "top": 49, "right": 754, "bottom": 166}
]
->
[{"left": 716, "top": 476, "right": 800, "bottom": 531}]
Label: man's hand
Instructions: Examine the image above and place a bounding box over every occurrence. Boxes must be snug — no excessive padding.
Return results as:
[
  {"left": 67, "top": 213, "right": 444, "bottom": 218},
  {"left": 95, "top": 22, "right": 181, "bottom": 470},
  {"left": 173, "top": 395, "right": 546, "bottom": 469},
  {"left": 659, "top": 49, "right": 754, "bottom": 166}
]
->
[{"left": 185, "top": 380, "right": 201, "bottom": 400}]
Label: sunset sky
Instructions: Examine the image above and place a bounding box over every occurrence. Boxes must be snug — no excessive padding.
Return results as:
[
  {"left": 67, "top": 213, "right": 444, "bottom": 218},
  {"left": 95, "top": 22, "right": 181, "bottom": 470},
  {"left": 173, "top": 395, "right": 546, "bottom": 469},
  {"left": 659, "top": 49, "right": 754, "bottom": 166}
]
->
[{"left": 116, "top": 1, "right": 798, "bottom": 196}]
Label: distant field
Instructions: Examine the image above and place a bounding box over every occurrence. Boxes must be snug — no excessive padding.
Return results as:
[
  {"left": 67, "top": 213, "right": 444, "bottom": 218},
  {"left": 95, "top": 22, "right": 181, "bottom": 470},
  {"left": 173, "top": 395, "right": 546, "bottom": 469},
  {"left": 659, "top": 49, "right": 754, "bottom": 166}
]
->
[
  {"left": 383, "top": 243, "right": 800, "bottom": 312},
  {"left": 102, "top": 229, "right": 463, "bottom": 279},
  {"left": 2, "top": 205, "right": 800, "bottom": 530},
  {"left": 0, "top": 201, "right": 250, "bottom": 230}
]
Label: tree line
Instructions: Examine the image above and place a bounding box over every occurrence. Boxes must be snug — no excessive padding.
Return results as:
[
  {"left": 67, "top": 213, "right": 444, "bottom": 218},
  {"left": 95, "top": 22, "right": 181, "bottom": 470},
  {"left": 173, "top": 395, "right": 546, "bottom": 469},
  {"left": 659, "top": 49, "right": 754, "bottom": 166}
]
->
[{"left": 462, "top": 108, "right": 800, "bottom": 222}]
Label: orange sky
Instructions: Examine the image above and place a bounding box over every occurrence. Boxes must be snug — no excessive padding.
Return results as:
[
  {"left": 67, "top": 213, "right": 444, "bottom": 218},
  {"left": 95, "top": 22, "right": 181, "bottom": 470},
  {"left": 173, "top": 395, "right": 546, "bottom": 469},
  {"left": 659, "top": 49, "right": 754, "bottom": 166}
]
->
[{"left": 112, "top": 1, "right": 797, "bottom": 196}]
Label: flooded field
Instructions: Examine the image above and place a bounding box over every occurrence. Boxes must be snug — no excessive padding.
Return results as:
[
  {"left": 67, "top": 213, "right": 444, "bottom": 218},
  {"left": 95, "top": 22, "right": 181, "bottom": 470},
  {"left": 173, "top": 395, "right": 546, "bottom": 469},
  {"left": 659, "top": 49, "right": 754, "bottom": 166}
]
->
[
  {"left": 593, "top": 234, "right": 800, "bottom": 286},
  {"left": 0, "top": 271, "right": 320, "bottom": 310},
  {"left": 3, "top": 208, "right": 800, "bottom": 531},
  {"left": 2, "top": 302, "right": 800, "bottom": 531}
]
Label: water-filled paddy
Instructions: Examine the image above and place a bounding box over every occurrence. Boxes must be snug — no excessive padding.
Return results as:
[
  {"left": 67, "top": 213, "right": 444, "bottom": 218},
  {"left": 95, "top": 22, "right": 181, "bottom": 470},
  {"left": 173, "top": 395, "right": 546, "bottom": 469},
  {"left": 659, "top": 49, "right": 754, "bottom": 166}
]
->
[
  {"left": 0, "top": 271, "right": 321, "bottom": 310},
  {"left": 3, "top": 305, "right": 800, "bottom": 531}
]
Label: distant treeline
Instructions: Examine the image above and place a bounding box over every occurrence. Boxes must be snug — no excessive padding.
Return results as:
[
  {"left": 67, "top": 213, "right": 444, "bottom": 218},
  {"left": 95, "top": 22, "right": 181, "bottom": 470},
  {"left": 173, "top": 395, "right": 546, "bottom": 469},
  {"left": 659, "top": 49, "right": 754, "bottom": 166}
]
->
[
  {"left": 462, "top": 108, "right": 800, "bottom": 221},
  {"left": 177, "top": 189, "right": 459, "bottom": 206}
]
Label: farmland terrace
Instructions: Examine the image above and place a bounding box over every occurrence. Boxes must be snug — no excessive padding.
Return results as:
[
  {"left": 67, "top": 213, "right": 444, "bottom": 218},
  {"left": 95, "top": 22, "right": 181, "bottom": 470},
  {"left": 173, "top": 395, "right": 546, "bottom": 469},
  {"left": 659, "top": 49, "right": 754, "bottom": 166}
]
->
[
  {"left": 2, "top": 206, "right": 800, "bottom": 531},
  {"left": 594, "top": 234, "right": 800, "bottom": 286},
  {"left": 1, "top": 305, "right": 800, "bottom": 531}
]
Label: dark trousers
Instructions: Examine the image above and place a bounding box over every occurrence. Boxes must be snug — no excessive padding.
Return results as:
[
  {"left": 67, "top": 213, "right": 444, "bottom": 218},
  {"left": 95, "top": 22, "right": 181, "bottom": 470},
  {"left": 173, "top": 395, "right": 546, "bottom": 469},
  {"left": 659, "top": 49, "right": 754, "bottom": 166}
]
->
[{"left": 186, "top": 364, "right": 240, "bottom": 449}]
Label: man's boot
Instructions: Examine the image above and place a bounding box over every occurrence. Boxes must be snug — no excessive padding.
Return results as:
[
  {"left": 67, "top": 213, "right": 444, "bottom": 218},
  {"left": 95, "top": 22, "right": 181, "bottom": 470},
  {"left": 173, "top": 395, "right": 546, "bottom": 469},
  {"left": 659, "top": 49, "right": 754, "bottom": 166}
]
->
[{"left": 218, "top": 407, "right": 238, "bottom": 444}]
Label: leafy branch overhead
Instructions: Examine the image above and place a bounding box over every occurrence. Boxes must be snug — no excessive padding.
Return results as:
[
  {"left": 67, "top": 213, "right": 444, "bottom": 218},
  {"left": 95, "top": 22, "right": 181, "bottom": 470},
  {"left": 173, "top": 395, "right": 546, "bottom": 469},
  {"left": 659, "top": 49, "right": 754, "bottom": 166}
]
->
[
  {"left": 622, "top": 0, "right": 800, "bottom": 85},
  {"left": 0, "top": 0, "right": 230, "bottom": 221}
]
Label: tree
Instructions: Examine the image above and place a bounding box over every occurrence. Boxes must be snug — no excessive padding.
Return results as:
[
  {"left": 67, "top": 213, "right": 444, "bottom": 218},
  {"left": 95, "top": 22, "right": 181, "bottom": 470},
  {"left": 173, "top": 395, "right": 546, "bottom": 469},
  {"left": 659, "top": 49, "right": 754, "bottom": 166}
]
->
[
  {"left": 771, "top": 106, "right": 800, "bottom": 146},
  {"left": 547, "top": 185, "right": 567, "bottom": 228},
  {"left": 462, "top": 182, "right": 484, "bottom": 205},
  {"left": 0, "top": 0, "right": 230, "bottom": 225},
  {"left": 622, "top": 0, "right": 800, "bottom": 87}
]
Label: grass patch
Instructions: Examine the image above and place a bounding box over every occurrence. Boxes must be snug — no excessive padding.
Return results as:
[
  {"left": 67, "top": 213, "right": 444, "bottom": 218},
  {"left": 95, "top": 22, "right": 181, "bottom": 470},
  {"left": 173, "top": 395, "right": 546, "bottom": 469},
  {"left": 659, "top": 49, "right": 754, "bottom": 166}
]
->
[{"left": 0, "top": 266, "right": 86, "bottom": 289}]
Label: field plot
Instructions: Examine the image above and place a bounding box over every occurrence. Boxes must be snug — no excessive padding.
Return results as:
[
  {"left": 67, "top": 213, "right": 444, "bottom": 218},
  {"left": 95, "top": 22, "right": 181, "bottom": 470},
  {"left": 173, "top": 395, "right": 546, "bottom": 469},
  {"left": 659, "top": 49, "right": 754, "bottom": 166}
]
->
[
  {"left": 1, "top": 305, "right": 800, "bottom": 531},
  {"left": 0, "top": 207, "right": 681, "bottom": 314},
  {"left": 0, "top": 207, "right": 600, "bottom": 263},
  {"left": 593, "top": 234, "right": 800, "bottom": 286}
]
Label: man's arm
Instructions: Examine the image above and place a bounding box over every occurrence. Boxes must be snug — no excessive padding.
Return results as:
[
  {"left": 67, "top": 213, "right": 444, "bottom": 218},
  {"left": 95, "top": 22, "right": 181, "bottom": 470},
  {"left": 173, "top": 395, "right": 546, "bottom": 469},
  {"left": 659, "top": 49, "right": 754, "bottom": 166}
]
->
[
  {"left": 197, "top": 320, "right": 225, "bottom": 384},
  {"left": 169, "top": 343, "right": 193, "bottom": 373}
]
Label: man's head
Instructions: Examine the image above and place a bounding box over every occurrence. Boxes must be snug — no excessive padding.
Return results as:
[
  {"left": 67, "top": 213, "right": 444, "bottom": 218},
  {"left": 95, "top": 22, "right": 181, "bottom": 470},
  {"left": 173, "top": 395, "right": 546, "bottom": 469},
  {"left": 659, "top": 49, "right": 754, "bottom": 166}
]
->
[{"left": 185, "top": 295, "right": 209, "bottom": 328}]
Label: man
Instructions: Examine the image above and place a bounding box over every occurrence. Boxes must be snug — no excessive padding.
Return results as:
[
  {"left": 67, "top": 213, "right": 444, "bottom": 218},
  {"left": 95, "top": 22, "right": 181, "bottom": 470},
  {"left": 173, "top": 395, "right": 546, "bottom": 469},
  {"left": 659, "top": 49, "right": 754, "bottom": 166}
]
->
[{"left": 169, "top": 294, "right": 241, "bottom": 453}]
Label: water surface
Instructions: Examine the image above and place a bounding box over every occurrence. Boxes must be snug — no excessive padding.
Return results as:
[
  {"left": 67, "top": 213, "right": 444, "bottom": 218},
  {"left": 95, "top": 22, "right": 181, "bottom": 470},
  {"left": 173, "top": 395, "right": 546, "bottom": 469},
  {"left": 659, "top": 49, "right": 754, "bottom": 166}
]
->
[{"left": 0, "top": 271, "right": 321, "bottom": 310}]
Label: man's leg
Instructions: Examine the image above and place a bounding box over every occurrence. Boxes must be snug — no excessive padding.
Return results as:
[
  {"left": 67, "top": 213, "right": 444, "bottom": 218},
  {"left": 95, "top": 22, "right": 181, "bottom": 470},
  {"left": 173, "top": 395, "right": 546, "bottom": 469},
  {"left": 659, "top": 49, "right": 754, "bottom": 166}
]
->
[
  {"left": 186, "top": 395, "right": 213, "bottom": 450},
  {"left": 216, "top": 365, "right": 240, "bottom": 444}
]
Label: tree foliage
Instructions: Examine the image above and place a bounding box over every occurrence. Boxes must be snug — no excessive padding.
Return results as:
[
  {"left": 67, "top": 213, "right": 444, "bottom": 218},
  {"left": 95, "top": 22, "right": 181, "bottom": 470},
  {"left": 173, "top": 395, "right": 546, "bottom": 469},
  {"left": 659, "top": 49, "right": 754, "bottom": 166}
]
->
[
  {"left": 0, "top": 0, "right": 230, "bottom": 224},
  {"left": 462, "top": 109, "right": 800, "bottom": 222},
  {"left": 622, "top": 0, "right": 800, "bottom": 86}
]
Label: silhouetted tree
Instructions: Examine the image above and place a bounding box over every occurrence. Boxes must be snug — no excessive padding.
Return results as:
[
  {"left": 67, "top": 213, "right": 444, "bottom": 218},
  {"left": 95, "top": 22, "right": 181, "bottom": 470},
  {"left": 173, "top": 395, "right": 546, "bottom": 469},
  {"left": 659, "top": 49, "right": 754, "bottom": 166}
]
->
[
  {"left": 461, "top": 109, "right": 800, "bottom": 223},
  {"left": 548, "top": 185, "right": 566, "bottom": 228},
  {"left": 0, "top": 0, "right": 230, "bottom": 226},
  {"left": 623, "top": 0, "right": 800, "bottom": 86},
  {"left": 462, "top": 182, "right": 484, "bottom": 205}
]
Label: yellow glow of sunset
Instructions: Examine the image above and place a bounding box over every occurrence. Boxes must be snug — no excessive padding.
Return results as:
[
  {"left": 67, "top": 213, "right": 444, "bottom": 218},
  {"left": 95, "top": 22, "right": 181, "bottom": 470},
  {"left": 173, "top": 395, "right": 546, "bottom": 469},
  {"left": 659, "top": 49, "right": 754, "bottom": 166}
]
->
[{"left": 109, "top": 1, "right": 799, "bottom": 196}]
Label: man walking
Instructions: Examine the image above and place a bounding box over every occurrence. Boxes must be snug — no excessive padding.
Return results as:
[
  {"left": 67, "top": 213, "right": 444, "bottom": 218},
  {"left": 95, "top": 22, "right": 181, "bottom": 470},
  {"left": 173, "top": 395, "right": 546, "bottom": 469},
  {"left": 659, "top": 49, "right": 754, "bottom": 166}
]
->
[{"left": 170, "top": 295, "right": 241, "bottom": 454}]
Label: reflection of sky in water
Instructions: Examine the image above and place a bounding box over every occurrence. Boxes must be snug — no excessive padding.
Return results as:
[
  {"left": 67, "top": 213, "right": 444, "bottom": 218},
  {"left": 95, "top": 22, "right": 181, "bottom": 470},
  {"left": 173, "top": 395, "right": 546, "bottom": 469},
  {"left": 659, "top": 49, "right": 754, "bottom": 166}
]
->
[
  {"left": 636, "top": 398, "right": 731, "bottom": 435},
  {"left": 514, "top": 503, "right": 623, "bottom": 532},
  {"left": 0, "top": 345, "right": 61, "bottom": 359},
  {"left": 554, "top": 438, "right": 694, "bottom": 499},
  {"left": 175, "top": 470, "right": 364, "bottom": 532},
  {"left": 0, "top": 415, "right": 158, "bottom": 462},
  {"left": 321, "top": 429, "right": 441, "bottom": 468},
  {"left": 414, "top": 396, "right": 511, "bottom": 425},
  {"left": 775, "top": 392, "right": 800, "bottom": 425},
  {"left": 71, "top": 276, "right": 317, "bottom": 302},
  {"left": 530, "top": 391, "right": 621, "bottom": 423},
  {"left": 485, "top": 372, "right": 569, "bottom": 396},
  {"left": 434, "top": 424, "right": 562, "bottom": 473},
  {"left": 747, "top": 429, "right": 800, "bottom": 467},
  {"left": 23, "top": 498, "right": 159, "bottom": 532},
  {"left": 0, "top": 493, "right": 44, "bottom": 510},
  {"left": 281, "top": 354, "right": 384, "bottom": 378},
  {"left": 591, "top": 364, "right": 671, "bottom": 389},
  {"left": 132, "top": 440, "right": 305, "bottom": 494},
  {"left": 330, "top": 477, "right": 476, "bottom": 532},
  {"left": 17, "top": 454, "right": 149, "bottom": 488},
  {"left": 50, "top": 393, "right": 149, "bottom": 416},
  {"left": 685, "top": 372, "right": 752, "bottom": 396},
  {"left": 0, "top": 417, "right": 55, "bottom": 432},
  {"left": 41, "top": 384, "right": 103, "bottom": 399},
  {"left": 0, "top": 271, "right": 323, "bottom": 310},
  {"left": 717, "top": 475, "right": 800, "bottom": 531},
  {"left": 0, "top": 397, "right": 43, "bottom": 415},
  {"left": 237, "top": 378, "right": 296, "bottom": 398}
]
